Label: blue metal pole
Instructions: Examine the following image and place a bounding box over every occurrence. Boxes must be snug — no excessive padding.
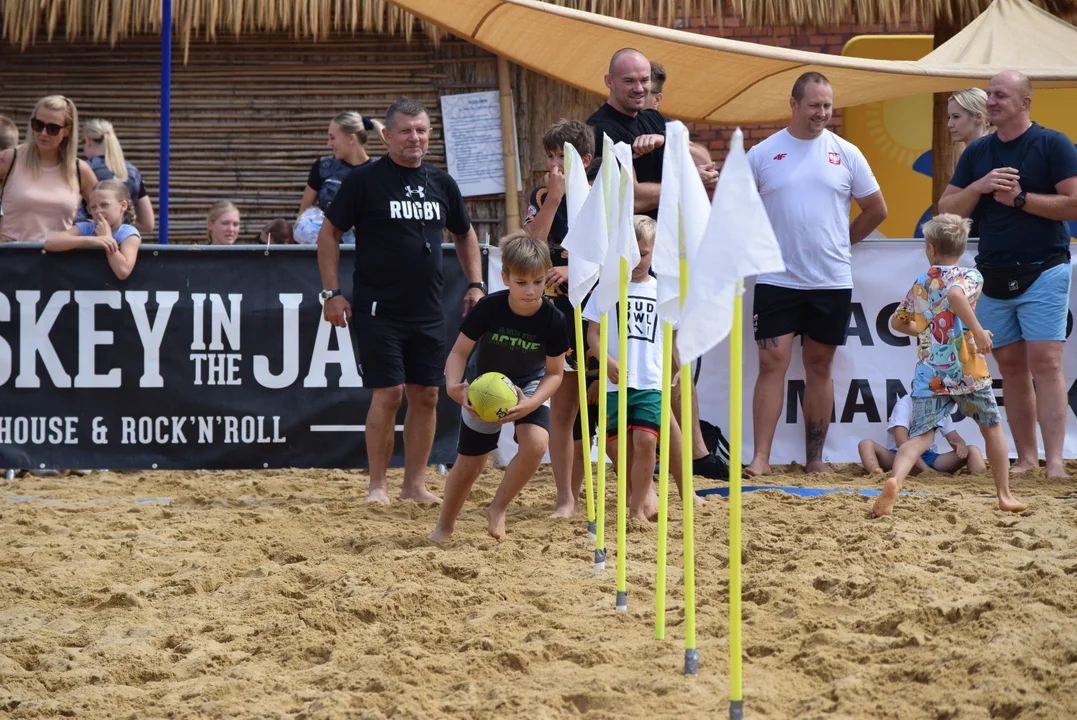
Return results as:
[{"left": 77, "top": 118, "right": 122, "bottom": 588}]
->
[{"left": 159, "top": 0, "right": 171, "bottom": 244}]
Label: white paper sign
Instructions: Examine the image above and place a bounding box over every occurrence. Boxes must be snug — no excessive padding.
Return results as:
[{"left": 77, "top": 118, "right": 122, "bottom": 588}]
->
[{"left": 440, "top": 90, "right": 523, "bottom": 198}]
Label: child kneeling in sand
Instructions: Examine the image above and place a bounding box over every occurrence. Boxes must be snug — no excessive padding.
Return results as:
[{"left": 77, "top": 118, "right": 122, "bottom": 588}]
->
[
  {"left": 859, "top": 393, "right": 986, "bottom": 476},
  {"left": 873, "top": 214, "right": 1026, "bottom": 517},
  {"left": 429, "top": 231, "right": 569, "bottom": 542}
]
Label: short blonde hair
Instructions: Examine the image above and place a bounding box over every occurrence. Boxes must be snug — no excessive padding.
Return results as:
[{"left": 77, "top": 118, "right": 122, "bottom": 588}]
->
[
  {"left": 500, "top": 230, "right": 551, "bottom": 277},
  {"left": 633, "top": 215, "right": 656, "bottom": 247},
  {"left": 922, "top": 213, "right": 970, "bottom": 257}
]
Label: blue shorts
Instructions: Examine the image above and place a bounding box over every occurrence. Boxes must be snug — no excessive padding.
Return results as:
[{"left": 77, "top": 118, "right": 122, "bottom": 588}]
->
[
  {"left": 888, "top": 448, "right": 940, "bottom": 469},
  {"left": 975, "top": 262, "right": 1072, "bottom": 348}
]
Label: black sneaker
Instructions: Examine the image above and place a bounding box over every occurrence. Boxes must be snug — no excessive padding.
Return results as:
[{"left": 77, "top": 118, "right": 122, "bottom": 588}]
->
[{"left": 692, "top": 453, "right": 739, "bottom": 481}]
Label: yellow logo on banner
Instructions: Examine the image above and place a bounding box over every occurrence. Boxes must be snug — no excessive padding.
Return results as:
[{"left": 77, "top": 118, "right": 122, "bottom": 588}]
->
[{"left": 842, "top": 34, "right": 1077, "bottom": 242}]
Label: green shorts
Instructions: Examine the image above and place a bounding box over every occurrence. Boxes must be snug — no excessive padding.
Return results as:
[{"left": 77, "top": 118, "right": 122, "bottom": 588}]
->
[{"left": 606, "top": 388, "right": 662, "bottom": 438}]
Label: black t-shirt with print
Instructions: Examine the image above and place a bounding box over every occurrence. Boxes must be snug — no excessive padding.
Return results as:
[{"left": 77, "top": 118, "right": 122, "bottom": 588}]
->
[
  {"left": 587, "top": 103, "right": 667, "bottom": 218},
  {"left": 326, "top": 156, "right": 472, "bottom": 322},
  {"left": 460, "top": 291, "right": 569, "bottom": 387}
]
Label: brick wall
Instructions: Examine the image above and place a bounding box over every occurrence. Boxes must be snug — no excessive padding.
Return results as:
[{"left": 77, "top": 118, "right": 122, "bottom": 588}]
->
[{"left": 673, "top": 11, "right": 933, "bottom": 167}]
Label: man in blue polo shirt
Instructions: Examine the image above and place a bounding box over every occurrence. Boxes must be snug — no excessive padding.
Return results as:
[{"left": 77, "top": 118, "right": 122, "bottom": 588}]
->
[{"left": 940, "top": 70, "right": 1077, "bottom": 479}]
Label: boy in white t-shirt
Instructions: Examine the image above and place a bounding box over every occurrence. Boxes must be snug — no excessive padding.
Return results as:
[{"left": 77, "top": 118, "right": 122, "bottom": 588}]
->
[
  {"left": 583, "top": 216, "right": 703, "bottom": 521},
  {"left": 858, "top": 394, "right": 986, "bottom": 476}
]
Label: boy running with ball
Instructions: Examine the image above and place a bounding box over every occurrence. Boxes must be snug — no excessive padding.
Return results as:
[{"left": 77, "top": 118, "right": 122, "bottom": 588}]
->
[
  {"left": 873, "top": 214, "right": 1027, "bottom": 517},
  {"left": 429, "top": 231, "right": 569, "bottom": 542}
]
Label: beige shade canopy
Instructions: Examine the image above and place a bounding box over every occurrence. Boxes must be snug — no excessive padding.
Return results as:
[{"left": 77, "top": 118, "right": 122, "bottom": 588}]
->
[{"left": 388, "top": 0, "right": 1077, "bottom": 123}]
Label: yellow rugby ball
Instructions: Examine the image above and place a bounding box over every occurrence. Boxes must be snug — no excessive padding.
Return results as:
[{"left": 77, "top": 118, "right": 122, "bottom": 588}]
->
[{"left": 467, "top": 372, "right": 519, "bottom": 423}]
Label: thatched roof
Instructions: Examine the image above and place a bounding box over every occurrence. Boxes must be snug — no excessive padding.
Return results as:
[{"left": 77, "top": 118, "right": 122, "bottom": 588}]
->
[{"left": 3, "top": 0, "right": 1076, "bottom": 53}]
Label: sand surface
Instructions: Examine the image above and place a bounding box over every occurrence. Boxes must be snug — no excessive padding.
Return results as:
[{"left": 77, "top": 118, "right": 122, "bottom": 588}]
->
[{"left": 2, "top": 463, "right": 1077, "bottom": 719}]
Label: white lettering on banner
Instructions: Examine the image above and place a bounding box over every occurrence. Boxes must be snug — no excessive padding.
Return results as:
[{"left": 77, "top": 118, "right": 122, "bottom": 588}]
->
[
  {"left": 74, "top": 290, "right": 122, "bottom": 388},
  {"left": 0, "top": 416, "right": 78, "bottom": 444},
  {"left": 191, "top": 293, "right": 206, "bottom": 350},
  {"left": 127, "top": 291, "right": 179, "bottom": 388},
  {"left": 697, "top": 242, "right": 1077, "bottom": 463},
  {"left": 189, "top": 353, "right": 241, "bottom": 385},
  {"left": 15, "top": 290, "right": 72, "bottom": 388},
  {"left": 253, "top": 294, "right": 302, "bottom": 389},
  {"left": 304, "top": 298, "right": 362, "bottom": 388},
  {"left": 0, "top": 293, "right": 10, "bottom": 386},
  {"left": 210, "top": 294, "right": 242, "bottom": 351},
  {"left": 116, "top": 416, "right": 286, "bottom": 445}
]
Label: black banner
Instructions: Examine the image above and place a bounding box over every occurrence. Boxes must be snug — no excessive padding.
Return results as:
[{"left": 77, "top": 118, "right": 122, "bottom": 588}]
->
[{"left": 0, "top": 244, "right": 487, "bottom": 470}]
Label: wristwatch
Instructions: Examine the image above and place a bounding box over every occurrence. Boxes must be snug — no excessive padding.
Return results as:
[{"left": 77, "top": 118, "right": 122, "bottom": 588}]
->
[
  {"left": 320, "top": 289, "right": 342, "bottom": 302},
  {"left": 1013, "top": 191, "right": 1027, "bottom": 209},
  {"left": 467, "top": 281, "right": 487, "bottom": 294}
]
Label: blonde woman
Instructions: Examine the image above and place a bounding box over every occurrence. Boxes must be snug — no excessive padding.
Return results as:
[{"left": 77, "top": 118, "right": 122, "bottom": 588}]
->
[
  {"left": 81, "top": 119, "right": 154, "bottom": 234},
  {"left": 0, "top": 95, "right": 97, "bottom": 243},
  {"left": 294, "top": 111, "right": 383, "bottom": 244},
  {"left": 207, "top": 200, "right": 241, "bottom": 245},
  {"left": 948, "top": 88, "right": 994, "bottom": 149}
]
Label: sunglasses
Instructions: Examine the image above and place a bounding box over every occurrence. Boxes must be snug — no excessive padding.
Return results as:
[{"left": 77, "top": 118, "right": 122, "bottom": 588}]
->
[{"left": 30, "top": 117, "right": 67, "bottom": 136}]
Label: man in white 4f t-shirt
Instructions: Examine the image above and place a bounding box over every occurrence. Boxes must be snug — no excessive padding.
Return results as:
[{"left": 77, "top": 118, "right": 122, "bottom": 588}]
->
[{"left": 745, "top": 72, "right": 888, "bottom": 476}]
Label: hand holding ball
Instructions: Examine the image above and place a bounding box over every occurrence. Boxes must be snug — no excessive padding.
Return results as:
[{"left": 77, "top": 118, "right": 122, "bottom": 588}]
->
[{"left": 467, "top": 372, "right": 520, "bottom": 422}]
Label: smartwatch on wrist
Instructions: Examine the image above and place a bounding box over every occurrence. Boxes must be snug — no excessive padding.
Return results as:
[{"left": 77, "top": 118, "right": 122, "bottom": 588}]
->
[
  {"left": 1013, "top": 191, "right": 1027, "bottom": 209},
  {"left": 467, "top": 282, "right": 487, "bottom": 294},
  {"left": 320, "top": 289, "right": 341, "bottom": 302}
]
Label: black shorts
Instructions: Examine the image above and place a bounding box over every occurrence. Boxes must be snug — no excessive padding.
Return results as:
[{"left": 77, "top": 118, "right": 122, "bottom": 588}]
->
[
  {"left": 353, "top": 314, "right": 445, "bottom": 388},
  {"left": 572, "top": 378, "right": 599, "bottom": 442},
  {"left": 753, "top": 284, "right": 852, "bottom": 347},
  {"left": 457, "top": 405, "right": 551, "bottom": 457}
]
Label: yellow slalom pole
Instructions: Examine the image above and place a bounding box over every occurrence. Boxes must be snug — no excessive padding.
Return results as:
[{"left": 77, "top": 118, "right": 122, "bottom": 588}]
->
[
  {"left": 575, "top": 306, "right": 597, "bottom": 543},
  {"left": 679, "top": 254, "right": 698, "bottom": 676},
  {"left": 616, "top": 256, "right": 629, "bottom": 612},
  {"left": 654, "top": 320, "right": 673, "bottom": 639},
  {"left": 595, "top": 313, "right": 609, "bottom": 573},
  {"left": 729, "top": 280, "right": 744, "bottom": 716}
]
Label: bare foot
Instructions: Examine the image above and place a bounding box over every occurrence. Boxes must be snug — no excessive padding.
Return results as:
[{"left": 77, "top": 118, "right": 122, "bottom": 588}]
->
[
  {"left": 549, "top": 501, "right": 577, "bottom": 519},
  {"left": 1010, "top": 460, "right": 1038, "bottom": 474},
  {"left": 399, "top": 487, "right": 442, "bottom": 504},
  {"left": 427, "top": 527, "right": 453, "bottom": 543},
  {"left": 487, "top": 506, "right": 507, "bottom": 542},
  {"left": 692, "top": 492, "right": 707, "bottom": 508},
  {"left": 1046, "top": 462, "right": 1069, "bottom": 480},
  {"left": 745, "top": 460, "right": 772, "bottom": 477},
  {"left": 628, "top": 509, "right": 653, "bottom": 523},
  {"left": 871, "top": 478, "right": 900, "bottom": 518},
  {"left": 997, "top": 493, "right": 1029, "bottom": 513},
  {"left": 805, "top": 461, "right": 833, "bottom": 475},
  {"left": 870, "top": 467, "right": 885, "bottom": 476},
  {"left": 366, "top": 486, "right": 391, "bottom": 505}
]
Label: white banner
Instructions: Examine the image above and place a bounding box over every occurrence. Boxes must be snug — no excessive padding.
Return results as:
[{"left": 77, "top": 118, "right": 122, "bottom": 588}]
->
[
  {"left": 698, "top": 241, "right": 1077, "bottom": 463},
  {"left": 489, "top": 243, "right": 1077, "bottom": 465}
]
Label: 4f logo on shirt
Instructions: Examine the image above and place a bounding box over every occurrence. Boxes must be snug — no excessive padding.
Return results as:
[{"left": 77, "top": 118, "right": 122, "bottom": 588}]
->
[
  {"left": 828, "top": 152, "right": 842, "bottom": 165},
  {"left": 404, "top": 185, "right": 425, "bottom": 199},
  {"left": 773, "top": 153, "right": 787, "bottom": 161}
]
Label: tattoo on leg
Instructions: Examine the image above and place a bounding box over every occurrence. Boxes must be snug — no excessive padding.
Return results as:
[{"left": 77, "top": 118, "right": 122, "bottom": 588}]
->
[
  {"left": 806, "top": 418, "right": 827, "bottom": 463},
  {"left": 756, "top": 337, "right": 779, "bottom": 350}
]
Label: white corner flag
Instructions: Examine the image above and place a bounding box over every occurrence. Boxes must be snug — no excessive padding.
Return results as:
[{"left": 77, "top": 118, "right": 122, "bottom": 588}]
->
[
  {"left": 677, "top": 128, "right": 785, "bottom": 365},
  {"left": 590, "top": 141, "right": 640, "bottom": 314},
  {"left": 653, "top": 121, "right": 711, "bottom": 324},
  {"left": 562, "top": 145, "right": 608, "bottom": 308}
]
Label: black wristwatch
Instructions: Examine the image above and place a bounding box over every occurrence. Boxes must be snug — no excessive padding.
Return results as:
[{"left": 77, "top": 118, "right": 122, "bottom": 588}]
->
[
  {"left": 320, "top": 288, "right": 342, "bottom": 302},
  {"left": 467, "top": 282, "right": 487, "bottom": 294},
  {"left": 1013, "top": 191, "right": 1027, "bottom": 209}
]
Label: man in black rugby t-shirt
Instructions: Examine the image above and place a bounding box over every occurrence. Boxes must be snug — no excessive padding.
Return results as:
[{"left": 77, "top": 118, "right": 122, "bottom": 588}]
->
[{"left": 317, "top": 96, "right": 485, "bottom": 506}]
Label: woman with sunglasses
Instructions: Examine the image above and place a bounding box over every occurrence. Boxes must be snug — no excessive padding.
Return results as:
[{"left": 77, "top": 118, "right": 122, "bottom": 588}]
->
[
  {"left": 79, "top": 118, "right": 154, "bottom": 235},
  {"left": 0, "top": 95, "right": 96, "bottom": 243}
]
